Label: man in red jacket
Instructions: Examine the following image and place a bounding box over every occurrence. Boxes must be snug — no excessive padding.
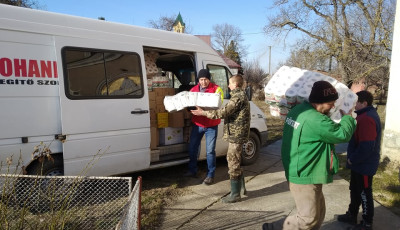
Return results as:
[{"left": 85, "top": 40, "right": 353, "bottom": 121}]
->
[{"left": 184, "top": 69, "right": 223, "bottom": 185}]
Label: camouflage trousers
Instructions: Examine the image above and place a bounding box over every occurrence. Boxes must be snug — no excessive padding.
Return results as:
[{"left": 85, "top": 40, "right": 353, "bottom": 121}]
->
[{"left": 226, "top": 142, "right": 243, "bottom": 180}]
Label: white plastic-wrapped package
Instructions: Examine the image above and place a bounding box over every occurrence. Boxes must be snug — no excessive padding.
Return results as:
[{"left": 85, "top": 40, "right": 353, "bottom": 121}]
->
[
  {"left": 187, "top": 92, "right": 198, "bottom": 106},
  {"left": 297, "top": 84, "right": 312, "bottom": 104},
  {"left": 163, "top": 91, "right": 221, "bottom": 112},
  {"left": 264, "top": 66, "right": 358, "bottom": 122},
  {"left": 175, "top": 91, "right": 190, "bottom": 107},
  {"left": 172, "top": 96, "right": 185, "bottom": 111},
  {"left": 285, "top": 88, "right": 298, "bottom": 108},
  {"left": 322, "top": 75, "right": 338, "bottom": 86},
  {"left": 164, "top": 96, "right": 176, "bottom": 112},
  {"left": 196, "top": 92, "right": 221, "bottom": 109},
  {"left": 341, "top": 90, "right": 358, "bottom": 114}
]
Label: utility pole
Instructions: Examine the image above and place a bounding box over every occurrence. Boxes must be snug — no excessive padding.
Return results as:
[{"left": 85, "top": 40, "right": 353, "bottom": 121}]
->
[{"left": 268, "top": 46, "right": 272, "bottom": 76}]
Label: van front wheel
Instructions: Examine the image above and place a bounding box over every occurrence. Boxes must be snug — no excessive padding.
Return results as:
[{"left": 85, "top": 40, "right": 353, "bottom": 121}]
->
[
  {"left": 241, "top": 131, "right": 260, "bottom": 166},
  {"left": 27, "top": 154, "right": 64, "bottom": 176}
]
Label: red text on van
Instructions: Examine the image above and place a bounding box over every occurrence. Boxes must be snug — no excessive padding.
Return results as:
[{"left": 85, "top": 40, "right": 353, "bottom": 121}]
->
[{"left": 0, "top": 58, "right": 58, "bottom": 78}]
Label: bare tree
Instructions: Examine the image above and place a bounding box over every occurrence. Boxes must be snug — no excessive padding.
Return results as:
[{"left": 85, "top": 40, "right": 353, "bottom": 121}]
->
[
  {"left": 264, "top": 0, "right": 395, "bottom": 88},
  {"left": 148, "top": 14, "right": 177, "bottom": 31},
  {"left": 212, "top": 23, "right": 248, "bottom": 60},
  {"left": 284, "top": 43, "right": 334, "bottom": 72},
  {"left": 242, "top": 60, "right": 269, "bottom": 100},
  {"left": 0, "top": 0, "right": 41, "bottom": 8},
  {"left": 242, "top": 60, "right": 268, "bottom": 87}
]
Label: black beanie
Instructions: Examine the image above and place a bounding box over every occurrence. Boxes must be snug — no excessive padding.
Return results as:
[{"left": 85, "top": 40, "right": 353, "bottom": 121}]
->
[
  {"left": 197, "top": 69, "right": 211, "bottom": 80},
  {"left": 308, "top": 80, "right": 339, "bottom": 103}
]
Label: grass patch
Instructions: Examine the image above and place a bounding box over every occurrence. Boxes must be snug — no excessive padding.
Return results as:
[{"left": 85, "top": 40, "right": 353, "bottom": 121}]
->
[
  {"left": 253, "top": 100, "right": 284, "bottom": 144},
  {"left": 135, "top": 164, "right": 190, "bottom": 230},
  {"left": 141, "top": 184, "right": 184, "bottom": 229}
]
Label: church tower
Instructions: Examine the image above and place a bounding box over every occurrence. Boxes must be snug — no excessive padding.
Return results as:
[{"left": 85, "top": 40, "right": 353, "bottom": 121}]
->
[{"left": 173, "top": 12, "right": 185, "bottom": 33}]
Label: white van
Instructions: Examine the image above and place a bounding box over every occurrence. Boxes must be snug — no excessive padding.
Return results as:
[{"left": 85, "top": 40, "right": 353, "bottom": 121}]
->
[{"left": 0, "top": 4, "right": 268, "bottom": 176}]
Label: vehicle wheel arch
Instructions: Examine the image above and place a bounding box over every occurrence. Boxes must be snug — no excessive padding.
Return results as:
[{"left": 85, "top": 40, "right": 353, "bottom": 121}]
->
[{"left": 24, "top": 153, "right": 64, "bottom": 176}]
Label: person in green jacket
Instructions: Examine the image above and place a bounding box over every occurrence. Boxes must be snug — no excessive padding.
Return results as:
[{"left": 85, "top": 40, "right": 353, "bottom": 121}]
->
[{"left": 262, "top": 80, "right": 357, "bottom": 230}]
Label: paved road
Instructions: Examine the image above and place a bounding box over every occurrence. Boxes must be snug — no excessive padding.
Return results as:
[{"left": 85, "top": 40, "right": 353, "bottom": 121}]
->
[{"left": 159, "top": 140, "right": 400, "bottom": 230}]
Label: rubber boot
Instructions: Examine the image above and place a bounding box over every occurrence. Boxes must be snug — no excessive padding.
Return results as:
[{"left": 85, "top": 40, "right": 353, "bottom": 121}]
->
[
  {"left": 240, "top": 174, "right": 247, "bottom": 196},
  {"left": 222, "top": 179, "right": 241, "bottom": 203}
]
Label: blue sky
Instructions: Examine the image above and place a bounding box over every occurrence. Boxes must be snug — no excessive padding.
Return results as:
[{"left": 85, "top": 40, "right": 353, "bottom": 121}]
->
[{"left": 40, "top": 0, "right": 294, "bottom": 73}]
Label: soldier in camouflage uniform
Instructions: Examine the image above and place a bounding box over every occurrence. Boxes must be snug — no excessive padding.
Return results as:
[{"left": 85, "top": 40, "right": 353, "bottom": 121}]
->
[{"left": 191, "top": 74, "right": 250, "bottom": 203}]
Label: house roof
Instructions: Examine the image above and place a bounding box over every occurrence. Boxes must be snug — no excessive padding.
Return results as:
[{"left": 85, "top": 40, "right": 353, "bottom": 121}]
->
[
  {"left": 194, "top": 35, "right": 241, "bottom": 69},
  {"left": 217, "top": 52, "right": 241, "bottom": 68}
]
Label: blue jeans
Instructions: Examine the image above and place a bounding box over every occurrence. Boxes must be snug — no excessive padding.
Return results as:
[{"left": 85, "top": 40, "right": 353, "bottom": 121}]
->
[{"left": 188, "top": 124, "right": 218, "bottom": 178}]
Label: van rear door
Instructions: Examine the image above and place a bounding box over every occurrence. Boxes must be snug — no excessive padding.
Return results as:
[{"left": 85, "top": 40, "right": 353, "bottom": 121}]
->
[{"left": 55, "top": 37, "right": 150, "bottom": 176}]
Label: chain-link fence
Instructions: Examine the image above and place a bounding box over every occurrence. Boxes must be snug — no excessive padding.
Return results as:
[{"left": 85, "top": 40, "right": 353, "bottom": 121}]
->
[
  {"left": 0, "top": 174, "right": 134, "bottom": 229},
  {"left": 116, "top": 176, "right": 142, "bottom": 230}
]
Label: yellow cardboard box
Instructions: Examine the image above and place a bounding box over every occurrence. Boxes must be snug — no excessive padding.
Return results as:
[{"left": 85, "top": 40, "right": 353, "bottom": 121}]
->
[{"left": 157, "top": 112, "right": 168, "bottom": 128}]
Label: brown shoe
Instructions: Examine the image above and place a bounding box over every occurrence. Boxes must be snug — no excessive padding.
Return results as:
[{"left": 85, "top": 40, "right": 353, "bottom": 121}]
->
[{"left": 202, "top": 177, "right": 214, "bottom": 185}]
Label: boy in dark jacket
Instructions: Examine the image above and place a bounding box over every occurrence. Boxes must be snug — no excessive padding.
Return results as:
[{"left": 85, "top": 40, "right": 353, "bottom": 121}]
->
[{"left": 338, "top": 90, "right": 382, "bottom": 230}]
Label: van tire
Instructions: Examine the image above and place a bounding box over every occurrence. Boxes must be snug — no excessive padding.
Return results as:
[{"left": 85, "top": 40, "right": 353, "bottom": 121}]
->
[
  {"left": 16, "top": 154, "right": 65, "bottom": 213},
  {"left": 27, "top": 154, "right": 64, "bottom": 176},
  {"left": 241, "top": 131, "right": 260, "bottom": 166}
]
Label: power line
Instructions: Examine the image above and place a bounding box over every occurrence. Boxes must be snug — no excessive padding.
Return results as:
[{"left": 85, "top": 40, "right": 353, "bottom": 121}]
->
[{"left": 240, "top": 32, "right": 265, "bottom": 35}]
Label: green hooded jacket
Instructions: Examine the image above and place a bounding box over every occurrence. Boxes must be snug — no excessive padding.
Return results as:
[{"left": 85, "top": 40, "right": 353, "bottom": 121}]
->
[{"left": 281, "top": 102, "right": 356, "bottom": 184}]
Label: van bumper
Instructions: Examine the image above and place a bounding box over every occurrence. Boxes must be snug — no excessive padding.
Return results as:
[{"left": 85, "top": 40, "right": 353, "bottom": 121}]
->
[{"left": 259, "top": 131, "right": 268, "bottom": 147}]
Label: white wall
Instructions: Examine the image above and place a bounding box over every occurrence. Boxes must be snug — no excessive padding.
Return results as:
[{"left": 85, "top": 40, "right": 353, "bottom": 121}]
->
[{"left": 382, "top": 1, "right": 400, "bottom": 162}]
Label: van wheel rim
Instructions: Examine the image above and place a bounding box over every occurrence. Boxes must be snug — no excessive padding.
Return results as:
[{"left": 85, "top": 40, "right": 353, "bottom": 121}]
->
[
  {"left": 47, "top": 169, "right": 63, "bottom": 177},
  {"left": 242, "top": 140, "right": 255, "bottom": 159}
]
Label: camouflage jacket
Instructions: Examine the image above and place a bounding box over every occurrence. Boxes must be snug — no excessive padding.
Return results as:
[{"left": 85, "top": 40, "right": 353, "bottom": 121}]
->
[{"left": 203, "top": 88, "right": 250, "bottom": 143}]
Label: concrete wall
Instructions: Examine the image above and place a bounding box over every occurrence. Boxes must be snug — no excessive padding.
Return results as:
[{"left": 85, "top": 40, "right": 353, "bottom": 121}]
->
[{"left": 382, "top": 1, "right": 400, "bottom": 162}]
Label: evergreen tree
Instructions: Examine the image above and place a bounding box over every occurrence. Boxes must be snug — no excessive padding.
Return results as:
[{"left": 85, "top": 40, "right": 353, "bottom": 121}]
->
[{"left": 225, "top": 40, "right": 242, "bottom": 66}]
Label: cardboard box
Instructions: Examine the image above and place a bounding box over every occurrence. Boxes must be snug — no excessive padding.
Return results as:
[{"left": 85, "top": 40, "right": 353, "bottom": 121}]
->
[
  {"left": 148, "top": 91, "right": 156, "bottom": 101},
  {"left": 159, "top": 127, "right": 183, "bottom": 145},
  {"left": 156, "top": 105, "right": 166, "bottom": 113},
  {"left": 150, "top": 127, "right": 159, "bottom": 149},
  {"left": 156, "top": 95, "right": 165, "bottom": 104},
  {"left": 183, "top": 109, "right": 192, "bottom": 119},
  {"left": 150, "top": 109, "right": 156, "bottom": 121},
  {"left": 165, "top": 88, "right": 176, "bottom": 95},
  {"left": 157, "top": 112, "right": 168, "bottom": 128},
  {"left": 168, "top": 111, "right": 184, "bottom": 128},
  {"left": 184, "top": 119, "right": 192, "bottom": 127},
  {"left": 149, "top": 101, "right": 156, "bottom": 110},
  {"left": 154, "top": 88, "right": 165, "bottom": 96},
  {"left": 150, "top": 119, "right": 157, "bottom": 128}
]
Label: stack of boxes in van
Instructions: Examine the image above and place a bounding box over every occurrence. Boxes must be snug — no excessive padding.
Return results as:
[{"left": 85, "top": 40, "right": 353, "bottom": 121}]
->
[{"left": 145, "top": 51, "right": 194, "bottom": 163}]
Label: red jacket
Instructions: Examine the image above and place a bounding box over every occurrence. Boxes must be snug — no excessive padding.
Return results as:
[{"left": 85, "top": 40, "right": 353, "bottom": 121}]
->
[{"left": 190, "top": 82, "right": 222, "bottom": 128}]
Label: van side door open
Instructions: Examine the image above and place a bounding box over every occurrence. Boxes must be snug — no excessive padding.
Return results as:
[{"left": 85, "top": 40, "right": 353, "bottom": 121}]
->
[{"left": 55, "top": 38, "right": 151, "bottom": 176}]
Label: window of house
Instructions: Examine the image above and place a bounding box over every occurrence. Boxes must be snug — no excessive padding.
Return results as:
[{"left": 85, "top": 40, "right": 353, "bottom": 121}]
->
[{"left": 62, "top": 48, "right": 143, "bottom": 99}]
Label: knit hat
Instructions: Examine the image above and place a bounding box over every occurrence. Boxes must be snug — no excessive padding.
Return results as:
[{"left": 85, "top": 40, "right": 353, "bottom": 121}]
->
[
  {"left": 197, "top": 69, "right": 211, "bottom": 80},
  {"left": 308, "top": 80, "right": 339, "bottom": 103}
]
